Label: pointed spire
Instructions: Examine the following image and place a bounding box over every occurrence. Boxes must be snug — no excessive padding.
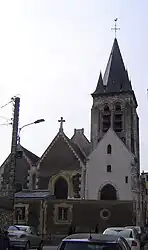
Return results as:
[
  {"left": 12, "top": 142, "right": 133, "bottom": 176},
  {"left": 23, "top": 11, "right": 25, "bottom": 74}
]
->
[
  {"left": 92, "top": 38, "right": 133, "bottom": 97},
  {"left": 103, "top": 38, "right": 133, "bottom": 93},
  {"left": 92, "top": 72, "right": 104, "bottom": 96},
  {"left": 98, "top": 71, "right": 103, "bottom": 86}
]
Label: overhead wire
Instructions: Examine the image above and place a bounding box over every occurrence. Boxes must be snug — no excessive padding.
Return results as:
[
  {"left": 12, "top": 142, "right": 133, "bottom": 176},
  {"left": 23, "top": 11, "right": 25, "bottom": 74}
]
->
[
  {"left": 0, "top": 100, "right": 13, "bottom": 109},
  {"left": 0, "top": 122, "right": 12, "bottom": 126},
  {"left": 0, "top": 115, "right": 11, "bottom": 121},
  {"left": 0, "top": 94, "right": 21, "bottom": 109}
]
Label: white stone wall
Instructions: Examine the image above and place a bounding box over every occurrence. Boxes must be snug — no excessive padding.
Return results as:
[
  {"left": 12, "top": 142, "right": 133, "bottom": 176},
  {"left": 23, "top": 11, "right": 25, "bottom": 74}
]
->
[{"left": 86, "top": 129, "right": 135, "bottom": 200}]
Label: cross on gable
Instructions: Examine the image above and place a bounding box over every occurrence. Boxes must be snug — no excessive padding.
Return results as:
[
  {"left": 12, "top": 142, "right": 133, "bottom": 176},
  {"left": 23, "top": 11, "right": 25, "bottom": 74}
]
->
[{"left": 58, "top": 117, "right": 65, "bottom": 132}]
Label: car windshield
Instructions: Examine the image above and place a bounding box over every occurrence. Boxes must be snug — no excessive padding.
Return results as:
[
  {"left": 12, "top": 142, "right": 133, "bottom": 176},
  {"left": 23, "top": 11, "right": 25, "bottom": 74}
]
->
[
  {"left": 135, "top": 227, "right": 141, "bottom": 234},
  {"left": 60, "top": 241, "right": 120, "bottom": 250},
  {"left": 105, "top": 229, "right": 132, "bottom": 238},
  {"left": 15, "top": 226, "right": 27, "bottom": 232},
  {"left": 7, "top": 226, "right": 20, "bottom": 231}
]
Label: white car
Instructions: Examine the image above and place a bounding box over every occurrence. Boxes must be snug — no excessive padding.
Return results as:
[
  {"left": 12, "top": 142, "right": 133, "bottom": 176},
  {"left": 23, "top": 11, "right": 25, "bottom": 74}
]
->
[
  {"left": 103, "top": 227, "right": 140, "bottom": 250},
  {"left": 125, "top": 226, "right": 142, "bottom": 235},
  {"left": 7, "top": 225, "right": 43, "bottom": 250}
]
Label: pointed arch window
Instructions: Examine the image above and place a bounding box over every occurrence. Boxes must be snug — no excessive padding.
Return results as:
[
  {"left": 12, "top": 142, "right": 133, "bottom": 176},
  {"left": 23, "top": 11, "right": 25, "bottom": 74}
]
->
[
  {"left": 102, "top": 105, "right": 111, "bottom": 132},
  {"left": 107, "top": 144, "right": 112, "bottom": 154},
  {"left": 115, "top": 103, "right": 121, "bottom": 111},
  {"left": 113, "top": 103, "right": 122, "bottom": 132},
  {"left": 54, "top": 177, "right": 68, "bottom": 199}
]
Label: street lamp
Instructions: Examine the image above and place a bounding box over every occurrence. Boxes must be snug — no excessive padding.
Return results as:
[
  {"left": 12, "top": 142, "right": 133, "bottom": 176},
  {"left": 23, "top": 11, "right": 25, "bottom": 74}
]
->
[{"left": 18, "top": 118, "right": 45, "bottom": 145}]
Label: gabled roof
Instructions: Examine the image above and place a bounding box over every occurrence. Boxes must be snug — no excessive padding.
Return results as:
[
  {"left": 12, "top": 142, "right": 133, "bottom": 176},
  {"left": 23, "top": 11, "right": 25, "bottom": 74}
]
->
[
  {"left": 92, "top": 39, "right": 136, "bottom": 102},
  {"left": 0, "top": 146, "right": 39, "bottom": 168},
  {"left": 91, "top": 128, "right": 135, "bottom": 158},
  {"left": 38, "top": 131, "right": 86, "bottom": 166},
  {"left": 71, "top": 129, "right": 91, "bottom": 156},
  {"left": 21, "top": 146, "right": 39, "bottom": 165},
  {"left": 65, "top": 134, "right": 86, "bottom": 161}
]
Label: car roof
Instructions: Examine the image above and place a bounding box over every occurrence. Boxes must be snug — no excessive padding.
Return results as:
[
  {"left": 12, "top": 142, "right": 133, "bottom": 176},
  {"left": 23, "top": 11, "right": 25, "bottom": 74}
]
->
[
  {"left": 126, "top": 226, "right": 141, "bottom": 231},
  {"left": 126, "top": 226, "right": 141, "bottom": 229},
  {"left": 105, "top": 227, "right": 133, "bottom": 232},
  {"left": 63, "top": 233, "right": 123, "bottom": 243},
  {"left": 105, "top": 227, "right": 125, "bottom": 230},
  {"left": 125, "top": 226, "right": 136, "bottom": 229},
  {"left": 14, "top": 225, "right": 29, "bottom": 228}
]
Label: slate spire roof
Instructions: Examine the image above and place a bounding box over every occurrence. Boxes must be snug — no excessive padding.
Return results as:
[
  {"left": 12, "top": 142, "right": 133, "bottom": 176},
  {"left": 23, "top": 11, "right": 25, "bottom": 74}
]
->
[
  {"left": 93, "top": 71, "right": 104, "bottom": 94},
  {"left": 92, "top": 38, "right": 133, "bottom": 96}
]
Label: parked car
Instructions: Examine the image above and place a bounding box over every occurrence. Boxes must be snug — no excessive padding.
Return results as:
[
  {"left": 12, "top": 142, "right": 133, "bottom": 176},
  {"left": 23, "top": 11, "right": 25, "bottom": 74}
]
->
[
  {"left": 58, "top": 233, "right": 131, "bottom": 250},
  {"left": 103, "top": 227, "right": 140, "bottom": 250},
  {"left": 7, "top": 225, "right": 43, "bottom": 250},
  {"left": 125, "top": 226, "right": 143, "bottom": 236},
  {"left": 125, "top": 226, "right": 146, "bottom": 246}
]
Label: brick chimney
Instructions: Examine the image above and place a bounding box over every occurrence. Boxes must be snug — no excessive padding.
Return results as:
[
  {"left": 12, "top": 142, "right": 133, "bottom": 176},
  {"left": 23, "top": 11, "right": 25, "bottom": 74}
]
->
[{"left": 74, "top": 128, "right": 84, "bottom": 134}]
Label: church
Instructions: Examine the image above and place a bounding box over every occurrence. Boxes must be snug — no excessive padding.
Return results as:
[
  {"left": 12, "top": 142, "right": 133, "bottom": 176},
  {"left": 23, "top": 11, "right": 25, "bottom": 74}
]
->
[{"left": 0, "top": 38, "right": 141, "bottom": 234}]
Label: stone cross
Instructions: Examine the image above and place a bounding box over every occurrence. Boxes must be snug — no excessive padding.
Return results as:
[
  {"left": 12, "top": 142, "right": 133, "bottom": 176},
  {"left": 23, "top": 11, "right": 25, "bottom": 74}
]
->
[{"left": 58, "top": 117, "right": 65, "bottom": 132}]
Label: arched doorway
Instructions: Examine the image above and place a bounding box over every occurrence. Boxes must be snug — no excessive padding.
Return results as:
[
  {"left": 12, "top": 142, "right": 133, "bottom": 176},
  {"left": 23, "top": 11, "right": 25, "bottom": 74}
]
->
[
  {"left": 54, "top": 177, "right": 68, "bottom": 199},
  {"left": 100, "top": 184, "right": 117, "bottom": 200}
]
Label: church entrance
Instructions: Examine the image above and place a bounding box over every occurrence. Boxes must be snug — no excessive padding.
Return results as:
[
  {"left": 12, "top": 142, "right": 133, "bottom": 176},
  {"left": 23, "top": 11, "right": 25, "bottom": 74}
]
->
[
  {"left": 100, "top": 184, "right": 117, "bottom": 200},
  {"left": 54, "top": 177, "right": 68, "bottom": 199}
]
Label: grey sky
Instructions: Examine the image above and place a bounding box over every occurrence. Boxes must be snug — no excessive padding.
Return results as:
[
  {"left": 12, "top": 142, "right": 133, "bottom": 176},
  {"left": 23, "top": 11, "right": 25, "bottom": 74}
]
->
[{"left": 0, "top": 0, "right": 147, "bottom": 170}]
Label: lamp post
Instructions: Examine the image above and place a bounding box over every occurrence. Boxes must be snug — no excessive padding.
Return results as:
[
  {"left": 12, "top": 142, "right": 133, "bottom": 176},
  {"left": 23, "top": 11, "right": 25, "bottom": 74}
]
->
[
  {"left": 17, "top": 119, "right": 45, "bottom": 145},
  {"left": 13, "top": 118, "right": 45, "bottom": 222}
]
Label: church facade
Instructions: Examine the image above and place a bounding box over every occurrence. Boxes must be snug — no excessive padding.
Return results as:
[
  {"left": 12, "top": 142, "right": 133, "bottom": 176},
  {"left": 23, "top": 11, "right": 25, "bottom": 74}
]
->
[{"left": 0, "top": 38, "right": 141, "bottom": 232}]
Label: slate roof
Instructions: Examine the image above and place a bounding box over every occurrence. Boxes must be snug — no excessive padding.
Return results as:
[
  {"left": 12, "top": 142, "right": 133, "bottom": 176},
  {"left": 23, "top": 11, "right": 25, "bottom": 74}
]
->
[
  {"left": 21, "top": 146, "right": 39, "bottom": 165},
  {"left": 0, "top": 146, "right": 39, "bottom": 169},
  {"left": 65, "top": 134, "right": 86, "bottom": 162},
  {"left": 92, "top": 38, "right": 134, "bottom": 97},
  {"left": 15, "top": 190, "right": 55, "bottom": 199},
  {"left": 93, "top": 72, "right": 104, "bottom": 95},
  {"left": 71, "top": 129, "right": 91, "bottom": 156},
  {"left": 39, "top": 131, "right": 86, "bottom": 166}
]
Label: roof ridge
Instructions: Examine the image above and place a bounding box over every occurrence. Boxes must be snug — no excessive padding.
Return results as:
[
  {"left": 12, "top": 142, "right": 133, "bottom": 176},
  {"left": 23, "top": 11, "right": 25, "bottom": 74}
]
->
[{"left": 21, "top": 146, "right": 39, "bottom": 159}]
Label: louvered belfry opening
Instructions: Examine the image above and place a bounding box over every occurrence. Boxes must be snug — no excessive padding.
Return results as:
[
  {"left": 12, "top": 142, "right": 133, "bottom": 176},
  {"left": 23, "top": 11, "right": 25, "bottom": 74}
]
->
[
  {"left": 113, "top": 103, "right": 123, "bottom": 132},
  {"left": 102, "top": 105, "right": 111, "bottom": 132}
]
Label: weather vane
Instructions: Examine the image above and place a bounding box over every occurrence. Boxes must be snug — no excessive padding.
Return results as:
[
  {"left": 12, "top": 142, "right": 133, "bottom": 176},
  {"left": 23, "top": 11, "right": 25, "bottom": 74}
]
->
[{"left": 111, "top": 18, "right": 120, "bottom": 38}]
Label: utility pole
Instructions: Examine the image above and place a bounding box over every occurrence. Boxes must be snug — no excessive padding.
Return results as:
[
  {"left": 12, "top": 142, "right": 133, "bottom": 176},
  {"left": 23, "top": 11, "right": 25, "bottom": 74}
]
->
[{"left": 9, "top": 97, "right": 20, "bottom": 212}]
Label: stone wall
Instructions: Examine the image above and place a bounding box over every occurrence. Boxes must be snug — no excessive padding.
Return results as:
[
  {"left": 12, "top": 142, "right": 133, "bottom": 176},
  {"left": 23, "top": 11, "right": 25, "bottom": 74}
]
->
[
  {"left": 0, "top": 210, "right": 13, "bottom": 229},
  {"left": 14, "top": 199, "right": 135, "bottom": 237},
  {"left": 28, "top": 202, "right": 40, "bottom": 228},
  {"left": 14, "top": 199, "right": 41, "bottom": 230},
  {"left": 45, "top": 200, "right": 135, "bottom": 236}
]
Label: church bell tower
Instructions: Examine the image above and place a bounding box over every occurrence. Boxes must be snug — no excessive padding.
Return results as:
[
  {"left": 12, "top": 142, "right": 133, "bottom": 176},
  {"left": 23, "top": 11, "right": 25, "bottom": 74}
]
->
[{"left": 90, "top": 38, "right": 140, "bottom": 172}]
